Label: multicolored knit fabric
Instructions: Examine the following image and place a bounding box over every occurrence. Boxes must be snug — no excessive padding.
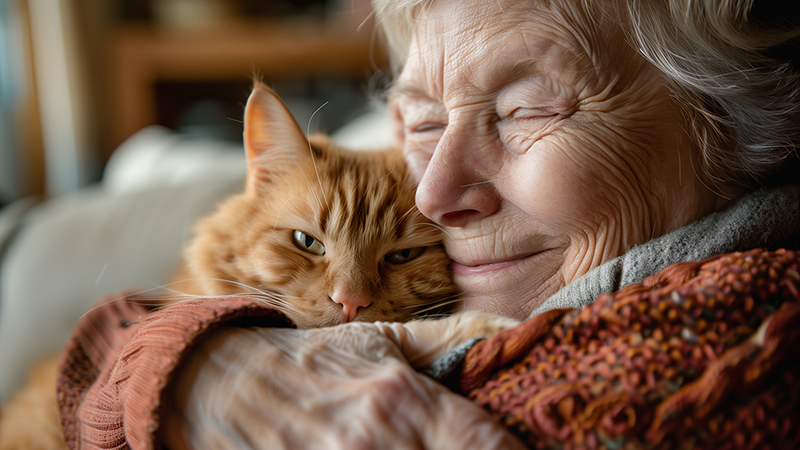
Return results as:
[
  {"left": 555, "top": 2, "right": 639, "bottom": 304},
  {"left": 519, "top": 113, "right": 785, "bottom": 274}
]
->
[{"left": 458, "top": 248, "right": 800, "bottom": 449}]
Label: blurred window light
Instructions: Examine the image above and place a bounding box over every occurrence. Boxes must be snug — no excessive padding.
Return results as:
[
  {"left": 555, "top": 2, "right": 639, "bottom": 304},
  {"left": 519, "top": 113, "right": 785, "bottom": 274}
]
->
[
  {"left": 27, "top": 0, "right": 98, "bottom": 196},
  {"left": 0, "top": 0, "right": 23, "bottom": 204}
]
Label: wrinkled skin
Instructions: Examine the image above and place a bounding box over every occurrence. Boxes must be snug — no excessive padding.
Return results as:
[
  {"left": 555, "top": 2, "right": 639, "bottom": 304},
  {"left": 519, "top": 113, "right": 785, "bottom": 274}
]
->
[
  {"left": 166, "top": 0, "right": 730, "bottom": 446},
  {"left": 165, "top": 314, "right": 524, "bottom": 449}
]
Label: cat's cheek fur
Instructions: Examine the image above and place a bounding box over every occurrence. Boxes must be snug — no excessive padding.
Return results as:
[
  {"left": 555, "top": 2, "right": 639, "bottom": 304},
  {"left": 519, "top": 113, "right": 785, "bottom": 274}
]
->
[{"left": 372, "top": 248, "right": 459, "bottom": 320}]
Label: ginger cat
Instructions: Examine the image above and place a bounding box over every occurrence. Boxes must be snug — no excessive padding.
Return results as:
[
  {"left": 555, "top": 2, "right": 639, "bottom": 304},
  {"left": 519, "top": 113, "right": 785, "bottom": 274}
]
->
[
  {"left": 170, "top": 81, "right": 459, "bottom": 328},
  {"left": 0, "top": 83, "right": 515, "bottom": 450}
]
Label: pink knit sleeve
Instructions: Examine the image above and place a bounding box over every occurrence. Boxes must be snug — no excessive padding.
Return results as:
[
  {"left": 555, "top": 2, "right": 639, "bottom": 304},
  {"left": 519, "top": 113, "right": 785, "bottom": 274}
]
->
[{"left": 57, "top": 293, "right": 293, "bottom": 449}]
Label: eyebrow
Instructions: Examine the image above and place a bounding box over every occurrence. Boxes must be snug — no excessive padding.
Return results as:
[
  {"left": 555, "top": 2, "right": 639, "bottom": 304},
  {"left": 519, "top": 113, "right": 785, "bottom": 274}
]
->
[
  {"left": 386, "top": 80, "right": 434, "bottom": 100},
  {"left": 386, "top": 58, "right": 550, "bottom": 102},
  {"left": 486, "top": 59, "right": 550, "bottom": 96}
]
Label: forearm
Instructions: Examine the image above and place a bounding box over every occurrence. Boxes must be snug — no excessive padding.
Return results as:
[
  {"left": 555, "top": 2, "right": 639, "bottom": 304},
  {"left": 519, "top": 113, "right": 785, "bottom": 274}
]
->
[{"left": 167, "top": 325, "right": 526, "bottom": 450}]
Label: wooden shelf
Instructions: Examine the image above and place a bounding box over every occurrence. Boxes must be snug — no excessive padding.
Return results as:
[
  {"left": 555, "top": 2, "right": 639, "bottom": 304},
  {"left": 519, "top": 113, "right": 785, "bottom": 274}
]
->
[{"left": 105, "top": 18, "right": 384, "bottom": 152}]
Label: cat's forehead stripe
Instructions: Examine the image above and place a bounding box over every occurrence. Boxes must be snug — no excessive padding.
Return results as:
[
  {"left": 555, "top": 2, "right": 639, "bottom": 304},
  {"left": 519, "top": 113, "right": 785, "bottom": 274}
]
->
[
  {"left": 296, "top": 143, "right": 444, "bottom": 248},
  {"left": 320, "top": 152, "right": 414, "bottom": 244}
]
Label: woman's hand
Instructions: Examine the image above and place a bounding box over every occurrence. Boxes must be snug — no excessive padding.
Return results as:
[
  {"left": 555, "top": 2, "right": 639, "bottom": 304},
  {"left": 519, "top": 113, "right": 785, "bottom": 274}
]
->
[{"left": 163, "top": 316, "right": 524, "bottom": 450}]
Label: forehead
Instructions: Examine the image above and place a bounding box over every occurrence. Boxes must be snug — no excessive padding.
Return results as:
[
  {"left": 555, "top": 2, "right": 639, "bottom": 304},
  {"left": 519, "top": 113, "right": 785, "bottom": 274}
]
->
[{"left": 393, "top": 0, "right": 603, "bottom": 101}]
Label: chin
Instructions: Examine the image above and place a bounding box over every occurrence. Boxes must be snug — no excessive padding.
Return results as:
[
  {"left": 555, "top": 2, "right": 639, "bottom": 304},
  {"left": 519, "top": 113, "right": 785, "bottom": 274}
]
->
[
  {"left": 458, "top": 288, "right": 544, "bottom": 320},
  {"left": 454, "top": 259, "right": 566, "bottom": 319}
]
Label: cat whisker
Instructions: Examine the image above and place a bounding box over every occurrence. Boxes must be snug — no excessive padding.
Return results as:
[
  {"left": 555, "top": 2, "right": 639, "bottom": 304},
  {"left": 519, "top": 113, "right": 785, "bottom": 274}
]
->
[
  {"left": 282, "top": 145, "right": 326, "bottom": 214},
  {"left": 399, "top": 293, "right": 463, "bottom": 316},
  {"left": 78, "top": 284, "right": 192, "bottom": 320},
  {"left": 142, "top": 290, "right": 301, "bottom": 316},
  {"left": 84, "top": 278, "right": 294, "bottom": 314},
  {"left": 307, "top": 101, "right": 330, "bottom": 207},
  {"left": 410, "top": 222, "right": 456, "bottom": 241},
  {"left": 460, "top": 180, "right": 496, "bottom": 188},
  {"left": 94, "top": 262, "right": 109, "bottom": 286},
  {"left": 407, "top": 301, "right": 463, "bottom": 320},
  {"left": 374, "top": 165, "right": 395, "bottom": 184},
  {"left": 161, "top": 277, "right": 275, "bottom": 298},
  {"left": 402, "top": 291, "right": 462, "bottom": 309},
  {"left": 398, "top": 203, "right": 423, "bottom": 224},
  {"left": 155, "top": 278, "right": 312, "bottom": 316}
]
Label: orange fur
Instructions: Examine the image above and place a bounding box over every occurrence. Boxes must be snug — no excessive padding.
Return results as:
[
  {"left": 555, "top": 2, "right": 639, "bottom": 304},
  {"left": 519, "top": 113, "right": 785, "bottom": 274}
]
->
[
  {"left": 171, "top": 83, "right": 458, "bottom": 327},
  {"left": 0, "top": 83, "right": 457, "bottom": 447},
  {"left": 0, "top": 357, "right": 64, "bottom": 450}
]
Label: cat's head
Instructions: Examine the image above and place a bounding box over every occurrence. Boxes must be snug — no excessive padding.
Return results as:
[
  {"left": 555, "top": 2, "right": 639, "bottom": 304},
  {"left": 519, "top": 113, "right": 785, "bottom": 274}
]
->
[{"left": 181, "top": 82, "right": 458, "bottom": 328}]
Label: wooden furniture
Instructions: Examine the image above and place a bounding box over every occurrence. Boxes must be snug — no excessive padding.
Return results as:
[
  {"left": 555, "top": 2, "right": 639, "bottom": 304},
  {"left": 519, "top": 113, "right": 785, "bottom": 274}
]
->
[{"left": 105, "top": 18, "right": 384, "bottom": 153}]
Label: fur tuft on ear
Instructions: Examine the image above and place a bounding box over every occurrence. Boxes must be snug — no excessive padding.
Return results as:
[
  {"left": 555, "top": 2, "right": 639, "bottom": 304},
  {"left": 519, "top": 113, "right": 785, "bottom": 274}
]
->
[{"left": 243, "top": 82, "right": 309, "bottom": 191}]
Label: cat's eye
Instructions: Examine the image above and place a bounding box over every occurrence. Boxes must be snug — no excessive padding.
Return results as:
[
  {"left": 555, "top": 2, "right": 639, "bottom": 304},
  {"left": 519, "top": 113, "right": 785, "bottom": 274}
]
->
[
  {"left": 384, "top": 247, "right": 425, "bottom": 264},
  {"left": 292, "top": 230, "right": 325, "bottom": 256}
]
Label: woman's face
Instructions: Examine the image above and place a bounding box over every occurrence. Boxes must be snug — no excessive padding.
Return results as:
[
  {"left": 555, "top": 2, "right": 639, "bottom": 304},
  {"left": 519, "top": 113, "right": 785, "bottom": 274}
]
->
[{"left": 390, "top": 0, "right": 722, "bottom": 319}]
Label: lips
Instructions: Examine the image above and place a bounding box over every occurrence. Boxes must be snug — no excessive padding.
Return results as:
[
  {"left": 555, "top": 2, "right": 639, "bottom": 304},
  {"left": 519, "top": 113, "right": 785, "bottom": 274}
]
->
[{"left": 450, "top": 251, "right": 545, "bottom": 275}]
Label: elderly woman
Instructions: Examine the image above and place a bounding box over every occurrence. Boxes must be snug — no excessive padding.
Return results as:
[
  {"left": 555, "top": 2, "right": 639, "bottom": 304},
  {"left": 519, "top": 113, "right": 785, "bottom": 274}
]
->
[
  {"left": 386, "top": 0, "right": 800, "bottom": 318},
  {"left": 44, "top": 0, "right": 800, "bottom": 448}
]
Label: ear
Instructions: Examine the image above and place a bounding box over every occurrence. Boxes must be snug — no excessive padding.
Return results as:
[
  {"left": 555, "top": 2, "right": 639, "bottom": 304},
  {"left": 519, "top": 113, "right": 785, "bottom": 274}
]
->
[{"left": 243, "top": 82, "right": 309, "bottom": 190}]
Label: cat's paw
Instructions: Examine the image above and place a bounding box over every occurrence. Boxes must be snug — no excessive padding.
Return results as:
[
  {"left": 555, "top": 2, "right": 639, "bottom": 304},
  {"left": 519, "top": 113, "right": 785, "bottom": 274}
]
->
[
  {"left": 444, "top": 310, "right": 521, "bottom": 340},
  {"left": 396, "top": 312, "right": 521, "bottom": 367}
]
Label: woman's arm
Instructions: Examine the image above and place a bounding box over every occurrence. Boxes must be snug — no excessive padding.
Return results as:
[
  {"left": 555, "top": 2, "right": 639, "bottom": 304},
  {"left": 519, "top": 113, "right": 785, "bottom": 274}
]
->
[
  {"left": 164, "top": 316, "right": 525, "bottom": 450},
  {"left": 60, "top": 291, "right": 523, "bottom": 449}
]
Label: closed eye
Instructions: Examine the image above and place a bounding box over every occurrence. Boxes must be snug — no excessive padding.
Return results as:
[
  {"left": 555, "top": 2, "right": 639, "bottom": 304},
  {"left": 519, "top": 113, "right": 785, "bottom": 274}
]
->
[
  {"left": 384, "top": 247, "right": 425, "bottom": 264},
  {"left": 505, "top": 108, "right": 558, "bottom": 121},
  {"left": 411, "top": 122, "right": 446, "bottom": 134},
  {"left": 292, "top": 230, "right": 325, "bottom": 256}
]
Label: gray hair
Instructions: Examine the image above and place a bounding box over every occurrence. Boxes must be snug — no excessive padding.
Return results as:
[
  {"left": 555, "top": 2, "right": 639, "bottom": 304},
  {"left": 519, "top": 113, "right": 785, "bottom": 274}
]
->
[
  {"left": 371, "top": 0, "right": 800, "bottom": 187},
  {"left": 624, "top": 0, "right": 800, "bottom": 187},
  {"left": 370, "top": 0, "right": 428, "bottom": 71}
]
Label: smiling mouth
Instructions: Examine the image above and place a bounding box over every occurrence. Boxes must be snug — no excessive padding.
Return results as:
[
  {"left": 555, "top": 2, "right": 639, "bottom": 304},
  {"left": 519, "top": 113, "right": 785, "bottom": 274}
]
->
[{"left": 450, "top": 250, "right": 547, "bottom": 275}]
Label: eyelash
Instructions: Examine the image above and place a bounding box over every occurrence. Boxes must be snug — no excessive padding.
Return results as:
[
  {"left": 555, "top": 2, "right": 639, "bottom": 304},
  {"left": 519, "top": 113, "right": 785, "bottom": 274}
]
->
[
  {"left": 503, "top": 108, "right": 558, "bottom": 121},
  {"left": 411, "top": 122, "right": 446, "bottom": 134}
]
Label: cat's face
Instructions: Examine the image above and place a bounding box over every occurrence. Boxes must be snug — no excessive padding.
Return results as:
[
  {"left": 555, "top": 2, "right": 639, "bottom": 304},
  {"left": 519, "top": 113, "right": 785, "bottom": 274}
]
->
[{"left": 180, "top": 84, "right": 458, "bottom": 328}]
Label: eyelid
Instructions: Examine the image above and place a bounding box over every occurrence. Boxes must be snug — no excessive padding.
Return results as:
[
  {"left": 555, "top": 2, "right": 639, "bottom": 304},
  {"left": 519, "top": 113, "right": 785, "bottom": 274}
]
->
[
  {"left": 410, "top": 121, "right": 446, "bottom": 134},
  {"left": 496, "top": 77, "right": 574, "bottom": 119},
  {"left": 503, "top": 107, "right": 559, "bottom": 120},
  {"left": 396, "top": 96, "right": 448, "bottom": 134}
]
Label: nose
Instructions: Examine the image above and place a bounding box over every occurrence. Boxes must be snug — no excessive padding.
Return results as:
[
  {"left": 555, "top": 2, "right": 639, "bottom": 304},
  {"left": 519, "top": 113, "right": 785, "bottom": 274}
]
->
[
  {"left": 414, "top": 128, "right": 501, "bottom": 228},
  {"left": 331, "top": 290, "right": 372, "bottom": 322}
]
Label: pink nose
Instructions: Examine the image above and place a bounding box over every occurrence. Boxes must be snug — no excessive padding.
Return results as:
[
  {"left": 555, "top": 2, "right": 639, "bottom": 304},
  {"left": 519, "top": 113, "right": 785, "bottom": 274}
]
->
[{"left": 331, "top": 291, "right": 371, "bottom": 322}]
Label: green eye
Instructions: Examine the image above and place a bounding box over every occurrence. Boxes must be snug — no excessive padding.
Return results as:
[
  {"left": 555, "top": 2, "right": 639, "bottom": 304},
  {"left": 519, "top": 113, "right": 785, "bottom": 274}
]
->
[
  {"left": 384, "top": 247, "right": 424, "bottom": 264},
  {"left": 292, "top": 230, "right": 325, "bottom": 255}
]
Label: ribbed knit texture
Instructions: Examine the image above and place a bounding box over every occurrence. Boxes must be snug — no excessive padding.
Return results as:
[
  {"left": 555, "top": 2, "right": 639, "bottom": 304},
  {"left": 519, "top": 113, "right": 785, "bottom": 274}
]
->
[{"left": 57, "top": 295, "right": 293, "bottom": 449}]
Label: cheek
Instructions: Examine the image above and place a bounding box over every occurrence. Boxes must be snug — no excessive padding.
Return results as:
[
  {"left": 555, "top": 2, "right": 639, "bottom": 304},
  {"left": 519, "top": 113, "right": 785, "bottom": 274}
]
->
[
  {"left": 504, "top": 139, "right": 632, "bottom": 231},
  {"left": 402, "top": 141, "right": 434, "bottom": 184},
  {"left": 250, "top": 239, "right": 313, "bottom": 287},
  {"left": 372, "top": 251, "right": 459, "bottom": 320}
]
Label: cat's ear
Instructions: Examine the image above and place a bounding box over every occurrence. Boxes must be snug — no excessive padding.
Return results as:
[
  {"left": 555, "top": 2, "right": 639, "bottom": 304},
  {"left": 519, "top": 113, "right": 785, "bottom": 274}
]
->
[{"left": 243, "top": 82, "right": 308, "bottom": 189}]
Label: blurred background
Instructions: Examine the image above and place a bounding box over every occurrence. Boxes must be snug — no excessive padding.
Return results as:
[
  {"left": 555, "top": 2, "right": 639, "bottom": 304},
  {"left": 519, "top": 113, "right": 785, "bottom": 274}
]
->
[{"left": 0, "top": 0, "right": 386, "bottom": 205}]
